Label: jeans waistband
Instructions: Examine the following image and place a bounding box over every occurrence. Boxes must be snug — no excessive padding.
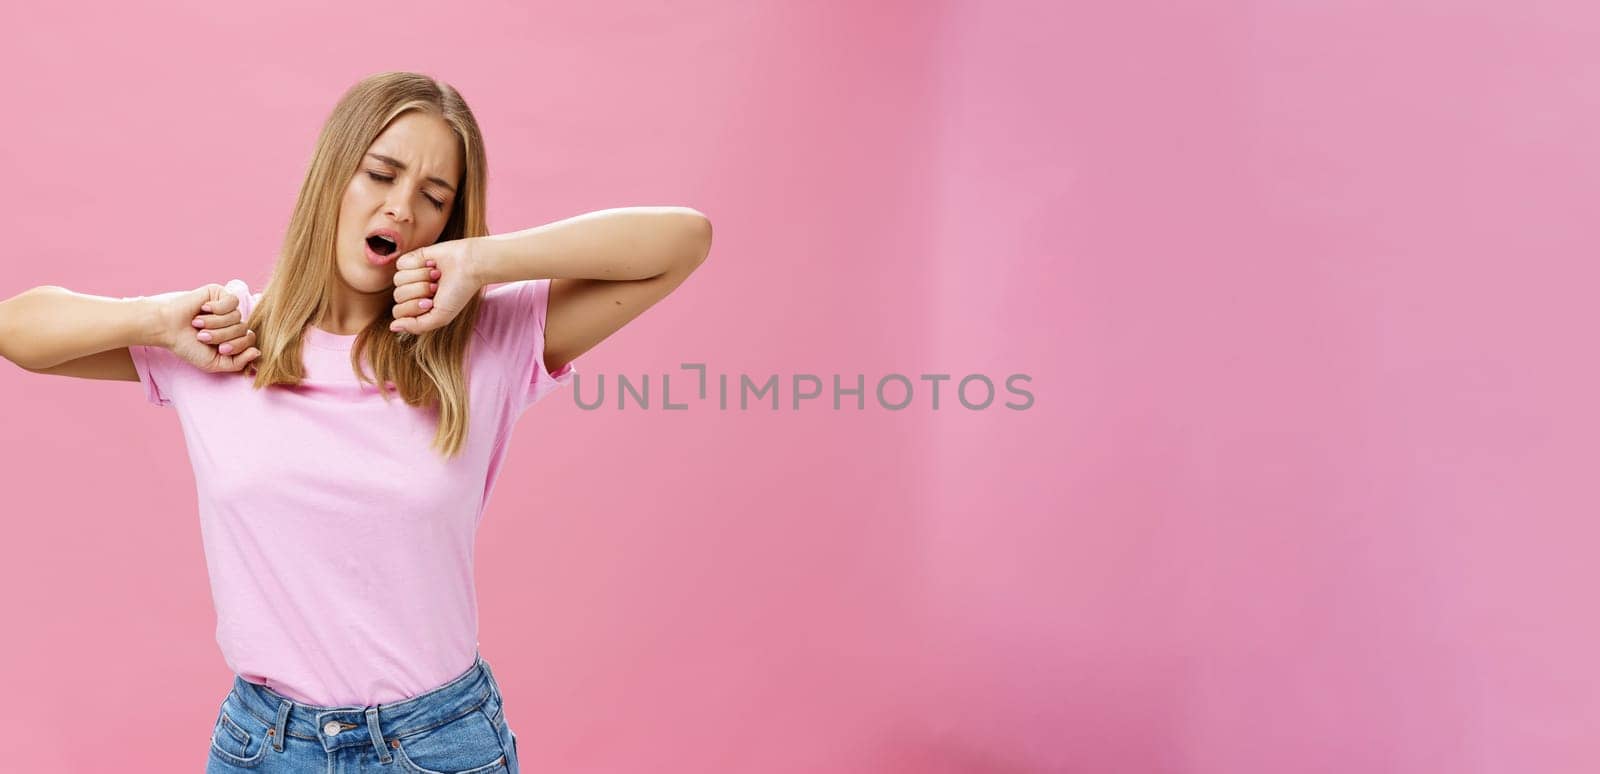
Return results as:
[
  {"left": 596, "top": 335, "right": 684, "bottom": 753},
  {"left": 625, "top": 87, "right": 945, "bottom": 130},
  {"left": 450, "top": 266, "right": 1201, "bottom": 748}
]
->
[{"left": 226, "top": 651, "right": 504, "bottom": 756}]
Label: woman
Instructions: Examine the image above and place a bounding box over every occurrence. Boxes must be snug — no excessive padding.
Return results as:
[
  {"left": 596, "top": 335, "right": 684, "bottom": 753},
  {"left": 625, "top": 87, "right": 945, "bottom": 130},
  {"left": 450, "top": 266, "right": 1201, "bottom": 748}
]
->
[{"left": 0, "top": 71, "right": 712, "bottom": 773}]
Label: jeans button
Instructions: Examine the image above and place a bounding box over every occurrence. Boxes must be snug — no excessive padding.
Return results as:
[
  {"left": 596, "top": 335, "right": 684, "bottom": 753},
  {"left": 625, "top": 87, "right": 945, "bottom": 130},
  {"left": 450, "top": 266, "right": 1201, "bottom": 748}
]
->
[{"left": 323, "top": 720, "right": 342, "bottom": 736}]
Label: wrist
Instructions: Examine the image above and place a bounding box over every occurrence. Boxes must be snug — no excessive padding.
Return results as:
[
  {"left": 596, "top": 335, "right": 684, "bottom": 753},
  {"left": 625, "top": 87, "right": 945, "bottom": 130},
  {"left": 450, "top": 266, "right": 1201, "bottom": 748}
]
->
[
  {"left": 466, "top": 234, "right": 508, "bottom": 287},
  {"left": 137, "top": 296, "right": 175, "bottom": 350}
]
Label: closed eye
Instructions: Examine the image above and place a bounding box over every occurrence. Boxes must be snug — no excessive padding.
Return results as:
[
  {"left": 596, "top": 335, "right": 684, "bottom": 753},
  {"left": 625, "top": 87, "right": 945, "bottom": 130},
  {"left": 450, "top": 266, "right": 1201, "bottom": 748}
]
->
[{"left": 366, "top": 171, "right": 446, "bottom": 210}]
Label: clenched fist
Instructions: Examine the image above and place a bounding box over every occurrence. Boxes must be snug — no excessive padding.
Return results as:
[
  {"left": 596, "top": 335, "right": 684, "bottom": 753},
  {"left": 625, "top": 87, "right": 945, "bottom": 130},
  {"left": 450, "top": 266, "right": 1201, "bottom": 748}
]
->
[{"left": 154, "top": 284, "right": 261, "bottom": 374}]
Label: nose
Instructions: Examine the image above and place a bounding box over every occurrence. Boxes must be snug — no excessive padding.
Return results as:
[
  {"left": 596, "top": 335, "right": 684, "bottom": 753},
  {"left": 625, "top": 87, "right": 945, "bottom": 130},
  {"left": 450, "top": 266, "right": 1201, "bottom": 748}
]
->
[{"left": 384, "top": 188, "right": 414, "bottom": 224}]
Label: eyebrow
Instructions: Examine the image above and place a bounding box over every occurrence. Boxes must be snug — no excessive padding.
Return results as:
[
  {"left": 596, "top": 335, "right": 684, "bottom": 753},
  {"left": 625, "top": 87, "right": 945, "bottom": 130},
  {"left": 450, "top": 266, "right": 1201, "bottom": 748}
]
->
[{"left": 365, "top": 153, "right": 458, "bottom": 194}]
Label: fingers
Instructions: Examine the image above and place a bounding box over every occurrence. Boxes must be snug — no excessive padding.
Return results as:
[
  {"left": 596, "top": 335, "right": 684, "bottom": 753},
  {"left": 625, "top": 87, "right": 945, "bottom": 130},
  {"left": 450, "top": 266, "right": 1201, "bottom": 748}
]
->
[
  {"left": 194, "top": 316, "right": 246, "bottom": 346},
  {"left": 224, "top": 345, "right": 261, "bottom": 364},
  {"left": 189, "top": 290, "right": 258, "bottom": 371},
  {"left": 394, "top": 254, "right": 439, "bottom": 272},
  {"left": 393, "top": 281, "right": 438, "bottom": 304},
  {"left": 393, "top": 266, "right": 441, "bottom": 286},
  {"left": 389, "top": 260, "right": 440, "bottom": 328},
  {"left": 189, "top": 300, "right": 255, "bottom": 357},
  {"left": 392, "top": 295, "right": 435, "bottom": 319},
  {"left": 215, "top": 328, "right": 257, "bottom": 356},
  {"left": 193, "top": 308, "right": 241, "bottom": 332},
  {"left": 231, "top": 339, "right": 263, "bottom": 375},
  {"left": 200, "top": 291, "right": 238, "bottom": 315}
]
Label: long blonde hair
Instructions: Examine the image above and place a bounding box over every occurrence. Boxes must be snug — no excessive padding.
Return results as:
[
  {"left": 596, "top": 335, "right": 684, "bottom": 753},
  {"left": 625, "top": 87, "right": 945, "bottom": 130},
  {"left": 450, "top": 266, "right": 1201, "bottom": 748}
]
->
[{"left": 245, "top": 71, "right": 490, "bottom": 459}]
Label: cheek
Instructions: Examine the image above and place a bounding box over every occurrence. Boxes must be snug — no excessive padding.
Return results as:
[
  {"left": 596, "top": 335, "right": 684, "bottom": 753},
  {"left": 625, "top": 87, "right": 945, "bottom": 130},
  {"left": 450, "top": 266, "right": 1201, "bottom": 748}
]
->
[
  {"left": 343, "top": 176, "right": 380, "bottom": 207},
  {"left": 337, "top": 190, "right": 361, "bottom": 231},
  {"left": 427, "top": 209, "right": 452, "bottom": 239}
]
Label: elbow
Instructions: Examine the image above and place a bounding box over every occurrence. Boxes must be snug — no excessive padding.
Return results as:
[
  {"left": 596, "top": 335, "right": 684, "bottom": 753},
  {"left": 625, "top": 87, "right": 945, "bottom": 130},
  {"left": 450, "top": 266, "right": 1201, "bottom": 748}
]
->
[
  {"left": 1, "top": 286, "right": 64, "bottom": 371},
  {"left": 0, "top": 291, "right": 25, "bottom": 369},
  {"left": 680, "top": 209, "right": 713, "bottom": 267}
]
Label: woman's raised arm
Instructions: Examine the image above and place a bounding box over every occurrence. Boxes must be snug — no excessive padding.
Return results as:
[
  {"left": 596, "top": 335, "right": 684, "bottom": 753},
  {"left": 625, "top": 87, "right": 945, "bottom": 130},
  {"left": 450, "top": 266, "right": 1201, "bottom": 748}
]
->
[
  {"left": 0, "top": 284, "right": 259, "bottom": 375},
  {"left": 0, "top": 286, "right": 168, "bottom": 372}
]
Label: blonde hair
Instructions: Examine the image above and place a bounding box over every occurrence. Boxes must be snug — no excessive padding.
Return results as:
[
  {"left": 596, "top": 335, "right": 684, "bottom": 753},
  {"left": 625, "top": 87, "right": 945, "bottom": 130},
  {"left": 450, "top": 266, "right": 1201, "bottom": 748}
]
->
[{"left": 245, "top": 71, "right": 490, "bottom": 459}]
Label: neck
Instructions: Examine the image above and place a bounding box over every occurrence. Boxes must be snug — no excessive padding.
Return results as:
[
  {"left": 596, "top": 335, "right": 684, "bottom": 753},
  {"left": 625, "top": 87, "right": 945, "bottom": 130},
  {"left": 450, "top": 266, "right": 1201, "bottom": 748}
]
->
[{"left": 318, "top": 276, "right": 390, "bottom": 334}]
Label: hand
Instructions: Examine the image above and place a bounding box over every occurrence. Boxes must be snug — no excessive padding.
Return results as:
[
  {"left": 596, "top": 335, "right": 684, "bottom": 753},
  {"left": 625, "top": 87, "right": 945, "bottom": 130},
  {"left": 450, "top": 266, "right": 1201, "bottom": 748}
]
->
[
  {"left": 389, "top": 237, "right": 482, "bottom": 335},
  {"left": 155, "top": 284, "right": 260, "bottom": 374}
]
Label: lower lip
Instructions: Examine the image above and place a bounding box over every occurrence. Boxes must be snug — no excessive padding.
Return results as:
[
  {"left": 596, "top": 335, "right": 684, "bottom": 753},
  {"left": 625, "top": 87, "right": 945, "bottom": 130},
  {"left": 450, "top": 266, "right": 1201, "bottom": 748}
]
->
[{"left": 364, "top": 242, "right": 397, "bottom": 267}]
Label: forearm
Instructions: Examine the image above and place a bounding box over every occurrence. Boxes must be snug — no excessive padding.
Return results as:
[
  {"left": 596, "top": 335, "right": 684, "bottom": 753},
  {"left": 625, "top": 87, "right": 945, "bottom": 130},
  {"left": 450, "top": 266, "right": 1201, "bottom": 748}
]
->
[
  {"left": 0, "top": 286, "right": 168, "bottom": 370},
  {"left": 469, "top": 206, "right": 712, "bottom": 286}
]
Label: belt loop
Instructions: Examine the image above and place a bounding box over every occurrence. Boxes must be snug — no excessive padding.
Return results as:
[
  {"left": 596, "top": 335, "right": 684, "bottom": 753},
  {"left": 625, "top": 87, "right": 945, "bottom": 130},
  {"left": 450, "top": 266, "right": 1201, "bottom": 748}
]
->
[
  {"left": 366, "top": 706, "right": 392, "bottom": 763},
  {"left": 479, "top": 653, "right": 501, "bottom": 701},
  {"left": 273, "top": 700, "right": 291, "bottom": 752}
]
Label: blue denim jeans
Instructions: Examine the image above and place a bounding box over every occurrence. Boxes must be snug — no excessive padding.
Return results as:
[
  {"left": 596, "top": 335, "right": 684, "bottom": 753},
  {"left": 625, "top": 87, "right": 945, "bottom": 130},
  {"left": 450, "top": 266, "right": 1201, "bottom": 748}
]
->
[{"left": 206, "top": 652, "right": 520, "bottom": 773}]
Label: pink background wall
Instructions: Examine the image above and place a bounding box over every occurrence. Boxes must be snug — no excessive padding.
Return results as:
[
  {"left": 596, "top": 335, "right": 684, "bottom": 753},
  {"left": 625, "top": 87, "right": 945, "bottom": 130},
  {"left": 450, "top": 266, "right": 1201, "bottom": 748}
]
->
[{"left": 0, "top": 1, "right": 1589, "bottom": 771}]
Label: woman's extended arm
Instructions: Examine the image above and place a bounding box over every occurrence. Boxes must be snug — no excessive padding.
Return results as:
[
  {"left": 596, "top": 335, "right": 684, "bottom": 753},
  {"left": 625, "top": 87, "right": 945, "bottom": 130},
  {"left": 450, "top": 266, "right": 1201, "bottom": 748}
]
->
[
  {"left": 471, "top": 207, "right": 714, "bottom": 373},
  {"left": 386, "top": 207, "right": 713, "bottom": 374},
  {"left": 0, "top": 286, "right": 168, "bottom": 371},
  {"left": 0, "top": 283, "right": 260, "bottom": 376}
]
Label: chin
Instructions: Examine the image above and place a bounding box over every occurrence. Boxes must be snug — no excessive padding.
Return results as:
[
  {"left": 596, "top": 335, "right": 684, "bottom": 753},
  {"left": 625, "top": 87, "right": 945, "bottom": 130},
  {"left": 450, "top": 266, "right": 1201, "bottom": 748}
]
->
[{"left": 336, "top": 262, "right": 391, "bottom": 292}]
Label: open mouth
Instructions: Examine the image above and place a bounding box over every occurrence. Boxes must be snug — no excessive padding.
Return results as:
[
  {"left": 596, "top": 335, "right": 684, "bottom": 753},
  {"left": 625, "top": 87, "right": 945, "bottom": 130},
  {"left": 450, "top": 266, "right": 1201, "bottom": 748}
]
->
[{"left": 366, "top": 234, "right": 398, "bottom": 256}]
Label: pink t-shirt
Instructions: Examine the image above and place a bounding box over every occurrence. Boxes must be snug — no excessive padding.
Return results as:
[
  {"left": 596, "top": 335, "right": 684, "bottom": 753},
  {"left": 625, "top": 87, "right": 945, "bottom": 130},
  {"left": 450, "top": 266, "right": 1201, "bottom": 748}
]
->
[{"left": 129, "top": 277, "right": 575, "bottom": 707}]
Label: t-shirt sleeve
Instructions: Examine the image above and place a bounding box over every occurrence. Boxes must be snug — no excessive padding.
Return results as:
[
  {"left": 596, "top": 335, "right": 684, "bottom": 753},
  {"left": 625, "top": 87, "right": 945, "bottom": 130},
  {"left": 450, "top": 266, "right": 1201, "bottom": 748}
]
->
[
  {"left": 479, "top": 279, "right": 577, "bottom": 412},
  {"left": 127, "top": 278, "right": 255, "bottom": 409},
  {"left": 128, "top": 343, "right": 179, "bottom": 407}
]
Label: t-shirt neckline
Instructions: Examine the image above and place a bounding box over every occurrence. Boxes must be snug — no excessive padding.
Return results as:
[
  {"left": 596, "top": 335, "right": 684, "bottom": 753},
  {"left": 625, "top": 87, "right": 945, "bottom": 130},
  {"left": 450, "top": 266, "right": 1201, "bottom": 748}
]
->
[{"left": 304, "top": 325, "right": 359, "bottom": 351}]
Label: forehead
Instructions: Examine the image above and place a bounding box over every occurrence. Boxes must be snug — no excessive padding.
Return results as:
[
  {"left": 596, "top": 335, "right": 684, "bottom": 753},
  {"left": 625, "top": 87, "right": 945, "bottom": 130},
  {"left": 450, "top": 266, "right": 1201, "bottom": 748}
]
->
[{"left": 365, "top": 111, "right": 462, "bottom": 184}]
